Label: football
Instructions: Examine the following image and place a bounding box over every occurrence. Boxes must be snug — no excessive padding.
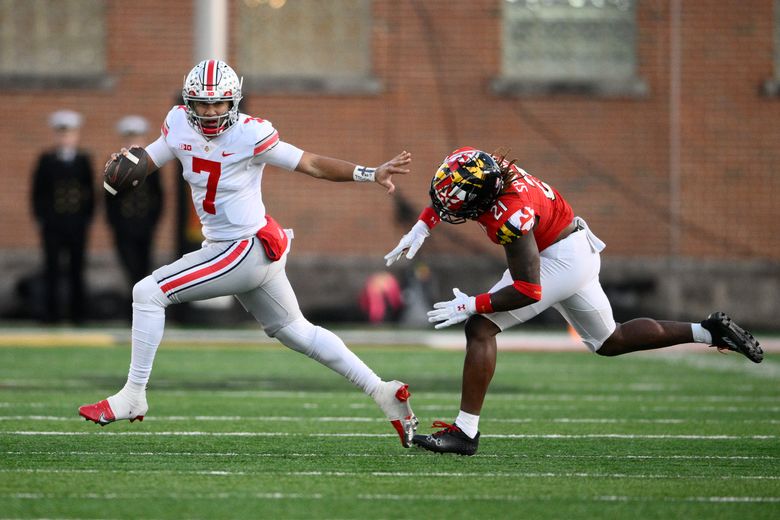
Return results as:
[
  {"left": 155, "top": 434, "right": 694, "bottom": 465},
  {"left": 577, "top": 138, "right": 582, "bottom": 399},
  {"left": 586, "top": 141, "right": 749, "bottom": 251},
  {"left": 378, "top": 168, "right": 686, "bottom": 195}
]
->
[{"left": 103, "top": 146, "right": 149, "bottom": 195}]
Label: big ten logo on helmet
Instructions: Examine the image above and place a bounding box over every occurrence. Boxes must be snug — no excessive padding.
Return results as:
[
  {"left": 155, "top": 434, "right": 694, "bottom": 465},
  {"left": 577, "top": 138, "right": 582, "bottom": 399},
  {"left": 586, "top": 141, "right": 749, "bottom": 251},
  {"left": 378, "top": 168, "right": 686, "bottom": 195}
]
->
[{"left": 179, "top": 144, "right": 192, "bottom": 151}]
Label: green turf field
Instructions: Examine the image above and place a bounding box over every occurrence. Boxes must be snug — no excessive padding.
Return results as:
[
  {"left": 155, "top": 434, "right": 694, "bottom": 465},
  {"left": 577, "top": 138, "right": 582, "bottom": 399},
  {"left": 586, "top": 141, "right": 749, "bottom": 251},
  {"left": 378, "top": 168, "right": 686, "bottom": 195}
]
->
[{"left": 0, "top": 341, "right": 777, "bottom": 519}]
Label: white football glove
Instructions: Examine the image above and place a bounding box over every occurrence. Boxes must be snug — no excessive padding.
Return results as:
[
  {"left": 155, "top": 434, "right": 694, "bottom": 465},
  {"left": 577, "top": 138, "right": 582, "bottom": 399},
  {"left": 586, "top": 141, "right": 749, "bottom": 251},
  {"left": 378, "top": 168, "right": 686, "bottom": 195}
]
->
[
  {"left": 427, "top": 288, "right": 476, "bottom": 329},
  {"left": 384, "top": 220, "right": 430, "bottom": 266}
]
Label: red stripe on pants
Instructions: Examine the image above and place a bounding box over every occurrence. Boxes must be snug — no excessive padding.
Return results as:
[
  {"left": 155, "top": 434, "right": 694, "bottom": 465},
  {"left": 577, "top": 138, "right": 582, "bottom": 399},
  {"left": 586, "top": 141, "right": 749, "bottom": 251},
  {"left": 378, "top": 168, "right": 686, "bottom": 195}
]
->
[{"left": 160, "top": 240, "right": 249, "bottom": 294}]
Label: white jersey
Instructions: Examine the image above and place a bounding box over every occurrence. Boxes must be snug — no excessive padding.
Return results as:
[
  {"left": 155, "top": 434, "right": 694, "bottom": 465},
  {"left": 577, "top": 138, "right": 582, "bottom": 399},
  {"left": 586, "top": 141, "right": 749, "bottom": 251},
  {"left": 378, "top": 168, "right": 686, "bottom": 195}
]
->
[{"left": 145, "top": 106, "right": 304, "bottom": 241}]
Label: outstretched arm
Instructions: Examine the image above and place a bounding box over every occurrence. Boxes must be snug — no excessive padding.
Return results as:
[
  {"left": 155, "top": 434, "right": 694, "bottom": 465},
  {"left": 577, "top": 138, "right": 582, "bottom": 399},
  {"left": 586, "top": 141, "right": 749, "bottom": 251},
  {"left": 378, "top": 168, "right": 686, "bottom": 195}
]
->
[
  {"left": 384, "top": 207, "right": 441, "bottom": 266},
  {"left": 294, "top": 150, "right": 411, "bottom": 193}
]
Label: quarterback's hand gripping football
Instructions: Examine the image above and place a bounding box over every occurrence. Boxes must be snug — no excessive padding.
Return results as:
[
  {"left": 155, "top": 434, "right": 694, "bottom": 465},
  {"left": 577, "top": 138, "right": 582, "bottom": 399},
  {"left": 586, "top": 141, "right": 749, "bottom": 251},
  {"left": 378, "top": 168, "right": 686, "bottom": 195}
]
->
[
  {"left": 427, "top": 288, "right": 476, "bottom": 329},
  {"left": 375, "top": 150, "right": 412, "bottom": 194},
  {"left": 103, "top": 146, "right": 150, "bottom": 196},
  {"left": 384, "top": 220, "right": 430, "bottom": 266}
]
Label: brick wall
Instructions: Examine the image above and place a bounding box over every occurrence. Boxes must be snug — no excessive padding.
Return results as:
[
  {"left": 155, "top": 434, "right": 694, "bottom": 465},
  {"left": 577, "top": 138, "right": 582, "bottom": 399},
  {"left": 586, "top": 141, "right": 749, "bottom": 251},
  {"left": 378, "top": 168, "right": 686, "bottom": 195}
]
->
[{"left": 2, "top": 0, "right": 778, "bottom": 263}]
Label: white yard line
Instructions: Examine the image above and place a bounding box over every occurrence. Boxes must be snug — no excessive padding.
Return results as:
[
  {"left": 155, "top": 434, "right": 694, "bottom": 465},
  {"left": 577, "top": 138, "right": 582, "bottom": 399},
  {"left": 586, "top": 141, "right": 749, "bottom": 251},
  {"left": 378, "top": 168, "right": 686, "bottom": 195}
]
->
[
  {"left": 0, "top": 415, "right": 378, "bottom": 422},
  {"left": 3, "top": 431, "right": 776, "bottom": 440},
  {"left": 1, "top": 415, "right": 779, "bottom": 425},
  {"left": 1, "top": 389, "right": 775, "bottom": 403},
  {"left": 2, "top": 491, "right": 779, "bottom": 503},
  {"left": 4, "top": 402, "right": 780, "bottom": 413},
  {"left": 4, "top": 450, "right": 777, "bottom": 461},
  {"left": 0, "top": 468, "right": 777, "bottom": 481},
  {"left": 1, "top": 326, "right": 779, "bottom": 353},
  {"left": 654, "top": 353, "right": 780, "bottom": 379}
]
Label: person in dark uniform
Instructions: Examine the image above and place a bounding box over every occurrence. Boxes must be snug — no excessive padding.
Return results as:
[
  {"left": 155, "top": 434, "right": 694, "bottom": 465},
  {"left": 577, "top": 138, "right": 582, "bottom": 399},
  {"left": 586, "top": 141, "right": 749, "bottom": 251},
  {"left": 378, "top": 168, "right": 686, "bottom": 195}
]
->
[
  {"left": 31, "top": 110, "right": 95, "bottom": 324},
  {"left": 105, "top": 115, "right": 164, "bottom": 290}
]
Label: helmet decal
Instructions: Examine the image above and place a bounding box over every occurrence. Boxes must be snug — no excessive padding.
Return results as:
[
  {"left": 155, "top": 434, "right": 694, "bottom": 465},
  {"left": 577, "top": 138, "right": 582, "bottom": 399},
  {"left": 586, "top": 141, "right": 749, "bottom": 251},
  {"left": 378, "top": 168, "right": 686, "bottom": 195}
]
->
[
  {"left": 201, "top": 59, "right": 221, "bottom": 88},
  {"left": 429, "top": 148, "right": 503, "bottom": 224}
]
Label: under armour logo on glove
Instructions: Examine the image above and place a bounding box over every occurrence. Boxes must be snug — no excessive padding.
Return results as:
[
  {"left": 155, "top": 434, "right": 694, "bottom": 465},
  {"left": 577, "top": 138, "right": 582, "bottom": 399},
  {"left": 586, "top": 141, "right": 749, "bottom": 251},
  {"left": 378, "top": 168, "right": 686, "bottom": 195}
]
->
[{"left": 427, "top": 288, "right": 477, "bottom": 329}]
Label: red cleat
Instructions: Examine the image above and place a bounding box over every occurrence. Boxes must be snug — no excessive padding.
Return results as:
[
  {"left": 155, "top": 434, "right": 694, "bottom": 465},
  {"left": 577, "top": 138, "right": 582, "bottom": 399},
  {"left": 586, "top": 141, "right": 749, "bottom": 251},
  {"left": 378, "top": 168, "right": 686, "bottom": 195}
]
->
[
  {"left": 78, "top": 396, "right": 146, "bottom": 426},
  {"left": 372, "top": 380, "right": 419, "bottom": 448}
]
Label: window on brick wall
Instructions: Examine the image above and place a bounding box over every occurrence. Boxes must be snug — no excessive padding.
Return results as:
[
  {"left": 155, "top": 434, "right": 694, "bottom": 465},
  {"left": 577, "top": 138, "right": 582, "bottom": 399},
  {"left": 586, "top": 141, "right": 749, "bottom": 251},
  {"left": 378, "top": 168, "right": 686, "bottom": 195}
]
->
[
  {"left": 763, "top": 0, "right": 780, "bottom": 95},
  {"left": 0, "top": 0, "right": 108, "bottom": 89},
  {"left": 237, "top": 0, "right": 379, "bottom": 94},
  {"left": 493, "top": 0, "right": 646, "bottom": 96}
]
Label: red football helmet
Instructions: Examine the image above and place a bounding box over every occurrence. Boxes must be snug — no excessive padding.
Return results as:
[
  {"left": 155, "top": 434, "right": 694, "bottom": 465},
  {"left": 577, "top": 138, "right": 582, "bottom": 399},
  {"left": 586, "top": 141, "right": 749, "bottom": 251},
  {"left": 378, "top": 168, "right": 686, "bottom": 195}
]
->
[{"left": 429, "top": 147, "right": 504, "bottom": 224}]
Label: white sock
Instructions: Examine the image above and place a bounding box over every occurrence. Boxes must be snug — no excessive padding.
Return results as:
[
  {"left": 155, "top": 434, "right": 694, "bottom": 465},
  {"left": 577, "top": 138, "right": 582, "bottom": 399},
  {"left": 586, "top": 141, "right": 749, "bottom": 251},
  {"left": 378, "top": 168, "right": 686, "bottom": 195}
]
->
[
  {"left": 107, "top": 380, "right": 148, "bottom": 418},
  {"left": 120, "top": 380, "right": 146, "bottom": 400},
  {"left": 311, "top": 326, "right": 382, "bottom": 395},
  {"left": 127, "top": 301, "right": 166, "bottom": 385},
  {"left": 691, "top": 323, "right": 713, "bottom": 344},
  {"left": 456, "top": 410, "right": 480, "bottom": 439},
  {"left": 275, "top": 319, "right": 381, "bottom": 395},
  {"left": 126, "top": 277, "right": 170, "bottom": 386}
]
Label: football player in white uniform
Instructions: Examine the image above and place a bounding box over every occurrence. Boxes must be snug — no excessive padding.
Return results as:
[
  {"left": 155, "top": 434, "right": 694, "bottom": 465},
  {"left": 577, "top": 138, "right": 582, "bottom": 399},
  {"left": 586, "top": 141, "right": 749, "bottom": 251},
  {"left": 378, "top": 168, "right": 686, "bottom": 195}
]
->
[{"left": 79, "top": 60, "right": 419, "bottom": 447}]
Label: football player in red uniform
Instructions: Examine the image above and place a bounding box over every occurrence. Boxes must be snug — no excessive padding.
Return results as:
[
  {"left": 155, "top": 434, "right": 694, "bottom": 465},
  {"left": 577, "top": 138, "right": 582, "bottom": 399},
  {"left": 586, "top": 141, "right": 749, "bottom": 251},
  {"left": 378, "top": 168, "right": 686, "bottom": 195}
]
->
[{"left": 385, "top": 147, "right": 763, "bottom": 456}]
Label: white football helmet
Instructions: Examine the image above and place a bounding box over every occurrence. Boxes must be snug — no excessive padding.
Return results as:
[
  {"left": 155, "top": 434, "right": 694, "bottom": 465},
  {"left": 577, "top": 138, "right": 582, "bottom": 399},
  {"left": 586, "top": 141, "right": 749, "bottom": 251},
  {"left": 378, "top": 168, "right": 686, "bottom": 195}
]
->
[{"left": 182, "top": 60, "right": 243, "bottom": 138}]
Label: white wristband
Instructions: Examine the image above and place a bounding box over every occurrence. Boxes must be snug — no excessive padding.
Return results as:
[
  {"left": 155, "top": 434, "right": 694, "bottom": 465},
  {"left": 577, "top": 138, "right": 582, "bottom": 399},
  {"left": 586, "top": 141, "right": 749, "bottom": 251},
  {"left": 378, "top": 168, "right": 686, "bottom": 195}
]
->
[{"left": 353, "top": 165, "right": 376, "bottom": 182}]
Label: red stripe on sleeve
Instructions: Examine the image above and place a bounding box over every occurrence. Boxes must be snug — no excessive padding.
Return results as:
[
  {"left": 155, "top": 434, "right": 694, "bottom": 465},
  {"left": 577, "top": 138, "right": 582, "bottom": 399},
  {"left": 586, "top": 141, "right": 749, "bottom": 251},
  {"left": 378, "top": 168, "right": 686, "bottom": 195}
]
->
[{"left": 253, "top": 132, "right": 280, "bottom": 156}]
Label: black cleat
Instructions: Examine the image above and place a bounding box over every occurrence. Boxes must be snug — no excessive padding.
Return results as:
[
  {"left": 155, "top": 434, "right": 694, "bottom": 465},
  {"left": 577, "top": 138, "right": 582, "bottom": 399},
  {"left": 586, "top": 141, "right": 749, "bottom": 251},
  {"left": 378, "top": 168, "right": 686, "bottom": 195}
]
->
[
  {"left": 701, "top": 312, "right": 763, "bottom": 363},
  {"left": 412, "top": 421, "right": 480, "bottom": 456}
]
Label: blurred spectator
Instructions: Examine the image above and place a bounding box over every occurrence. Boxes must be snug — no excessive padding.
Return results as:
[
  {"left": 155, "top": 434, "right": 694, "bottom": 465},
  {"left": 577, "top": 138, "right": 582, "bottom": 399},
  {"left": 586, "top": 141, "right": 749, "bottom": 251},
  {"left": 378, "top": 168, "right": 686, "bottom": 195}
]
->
[
  {"left": 399, "top": 262, "right": 437, "bottom": 327},
  {"left": 105, "top": 115, "right": 164, "bottom": 289},
  {"left": 359, "top": 272, "right": 403, "bottom": 324},
  {"left": 31, "top": 110, "right": 95, "bottom": 324}
]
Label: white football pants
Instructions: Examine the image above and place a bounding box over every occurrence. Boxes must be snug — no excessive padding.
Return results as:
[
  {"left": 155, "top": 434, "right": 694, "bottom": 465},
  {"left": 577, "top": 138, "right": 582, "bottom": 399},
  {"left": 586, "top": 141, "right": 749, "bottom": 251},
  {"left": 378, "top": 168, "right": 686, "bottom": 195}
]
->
[
  {"left": 127, "top": 236, "right": 381, "bottom": 394},
  {"left": 485, "top": 217, "right": 616, "bottom": 351}
]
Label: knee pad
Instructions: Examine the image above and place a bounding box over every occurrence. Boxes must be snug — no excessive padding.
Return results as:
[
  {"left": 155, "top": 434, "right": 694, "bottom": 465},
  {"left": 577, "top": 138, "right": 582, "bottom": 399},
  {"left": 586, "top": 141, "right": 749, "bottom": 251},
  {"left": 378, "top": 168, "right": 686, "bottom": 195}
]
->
[{"left": 132, "top": 275, "right": 170, "bottom": 310}]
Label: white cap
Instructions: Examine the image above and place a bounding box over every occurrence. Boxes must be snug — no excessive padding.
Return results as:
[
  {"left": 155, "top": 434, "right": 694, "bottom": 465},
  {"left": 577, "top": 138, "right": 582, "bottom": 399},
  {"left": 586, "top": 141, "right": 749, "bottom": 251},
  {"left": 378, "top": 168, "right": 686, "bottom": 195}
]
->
[
  {"left": 49, "top": 109, "right": 83, "bottom": 130},
  {"left": 116, "top": 115, "right": 149, "bottom": 136}
]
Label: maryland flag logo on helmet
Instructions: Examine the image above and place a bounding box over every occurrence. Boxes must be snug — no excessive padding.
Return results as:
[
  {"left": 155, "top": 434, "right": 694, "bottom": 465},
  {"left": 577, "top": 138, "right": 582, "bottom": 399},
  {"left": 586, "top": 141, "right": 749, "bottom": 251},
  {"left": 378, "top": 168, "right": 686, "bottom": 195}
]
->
[{"left": 429, "top": 147, "right": 503, "bottom": 224}]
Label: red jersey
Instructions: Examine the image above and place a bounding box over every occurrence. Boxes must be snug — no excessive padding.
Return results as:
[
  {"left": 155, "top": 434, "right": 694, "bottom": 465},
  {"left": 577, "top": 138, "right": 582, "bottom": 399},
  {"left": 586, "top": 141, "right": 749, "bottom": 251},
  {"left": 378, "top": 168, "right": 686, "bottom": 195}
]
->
[{"left": 476, "top": 163, "right": 573, "bottom": 252}]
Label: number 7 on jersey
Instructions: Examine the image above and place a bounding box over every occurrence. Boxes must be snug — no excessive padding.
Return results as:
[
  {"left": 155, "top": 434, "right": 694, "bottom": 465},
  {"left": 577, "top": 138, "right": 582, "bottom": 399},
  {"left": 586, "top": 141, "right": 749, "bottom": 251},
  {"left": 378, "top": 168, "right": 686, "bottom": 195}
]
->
[{"left": 192, "top": 157, "right": 221, "bottom": 214}]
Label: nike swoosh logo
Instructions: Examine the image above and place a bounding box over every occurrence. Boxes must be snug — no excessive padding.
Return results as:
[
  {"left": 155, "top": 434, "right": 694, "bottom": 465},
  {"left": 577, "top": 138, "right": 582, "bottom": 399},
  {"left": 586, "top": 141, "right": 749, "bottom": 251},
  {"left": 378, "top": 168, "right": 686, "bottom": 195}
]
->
[{"left": 222, "top": 151, "right": 236, "bottom": 157}]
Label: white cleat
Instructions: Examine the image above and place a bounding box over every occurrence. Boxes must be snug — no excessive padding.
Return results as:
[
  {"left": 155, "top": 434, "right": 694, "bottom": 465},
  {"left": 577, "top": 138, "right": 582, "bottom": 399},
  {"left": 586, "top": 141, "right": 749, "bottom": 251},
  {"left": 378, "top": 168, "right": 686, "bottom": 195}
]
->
[{"left": 372, "top": 380, "right": 419, "bottom": 448}]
